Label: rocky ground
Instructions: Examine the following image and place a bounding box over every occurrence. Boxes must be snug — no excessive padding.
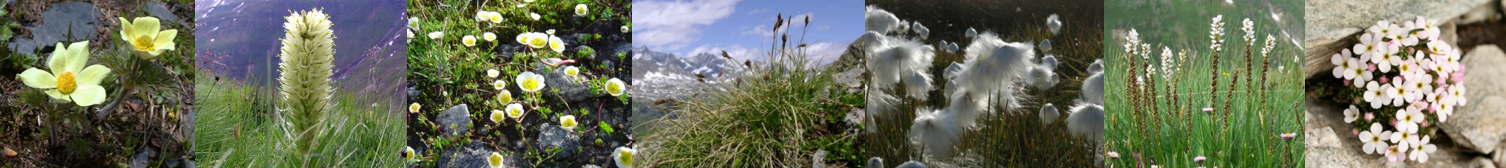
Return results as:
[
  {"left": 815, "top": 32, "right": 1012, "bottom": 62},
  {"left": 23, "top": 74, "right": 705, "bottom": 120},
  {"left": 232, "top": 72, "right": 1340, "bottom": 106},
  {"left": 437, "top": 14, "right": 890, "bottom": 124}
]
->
[{"left": 1304, "top": 0, "right": 1506, "bottom": 167}]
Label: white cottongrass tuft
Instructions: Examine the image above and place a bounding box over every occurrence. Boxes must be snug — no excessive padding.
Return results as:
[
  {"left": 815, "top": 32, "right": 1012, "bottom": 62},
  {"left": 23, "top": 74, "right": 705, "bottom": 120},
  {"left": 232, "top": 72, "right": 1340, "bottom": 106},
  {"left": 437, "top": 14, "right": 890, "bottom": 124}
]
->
[
  {"left": 1040, "top": 103, "right": 1059, "bottom": 125},
  {"left": 909, "top": 107, "right": 963, "bottom": 160},
  {"left": 956, "top": 32, "right": 1036, "bottom": 110},
  {"left": 1040, "top": 55, "right": 1059, "bottom": 70},
  {"left": 867, "top": 157, "right": 884, "bottom": 168},
  {"left": 863, "top": 31, "right": 935, "bottom": 91},
  {"left": 946, "top": 41, "right": 959, "bottom": 54},
  {"left": 1038, "top": 39, "right": 1053, "bottom": 53},
  {"left": 1081, "top": 71, "right": 1105, "bottom": 105},
  {"left": 1066, "top": 103, "right": 1105, "bottom": 142},
  {"left": 943, "top": 62, "right": 964, "bottom": 80},
  {"left": 1088, "top": 59, "right": 1104, "bottom": 74},
  {"left": 965, "top": 27, "right": 978, "bottom": 39},
  {"left": 1026, "top": 64, "right": 1057, "bottom": 90},
  {"left": 898, "top": 161, "right": 928, "bottom": 168},
  {"left": 913, "top": 22, "right": 929, "bottom": 40},
  {"left": 904, "top": 71, "right": 935, "bottom": 101},
  {"left": 865, "top": 6, "right": 901, "bottom": 33},
  {"left": 1047, "top": 14, "right": 1062, "bottom": 34}
]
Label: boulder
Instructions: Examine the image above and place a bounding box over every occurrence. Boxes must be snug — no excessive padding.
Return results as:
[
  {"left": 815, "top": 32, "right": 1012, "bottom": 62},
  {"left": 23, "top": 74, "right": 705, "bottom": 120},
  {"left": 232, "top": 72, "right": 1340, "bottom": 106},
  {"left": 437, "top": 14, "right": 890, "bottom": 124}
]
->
[
  {"left": 1302, "top": 0, "right": 1486, "bottom": 78},
  {"left": 1306, "top": 97, "right": 1490, "bottom": 167},
  {"left": 535, "top": 123, "right": 582, "bottom": 159},
  {"left": 438, "top": 142, "right": 524, "bottom": 168},
  {"left": 8, "top": 2, "right": 101, "bottom": 55},
  {"left": 437, "top": 104, "right": 471, "bottom": 136},
  {"left": 1439, "top": 45, "right": 1506, "bottom": 153}
]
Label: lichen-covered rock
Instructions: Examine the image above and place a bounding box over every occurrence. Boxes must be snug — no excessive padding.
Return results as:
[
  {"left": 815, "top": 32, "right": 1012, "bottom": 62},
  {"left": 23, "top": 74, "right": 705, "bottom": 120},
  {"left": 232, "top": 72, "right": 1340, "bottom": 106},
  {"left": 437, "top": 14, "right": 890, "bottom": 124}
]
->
[
  {"left": 1440, "top": 45, "right": 1506, "bottom": 153},
  {"left": 438, "top": 142, "right": 525, "bottom": 168},
  {"left": 1302, "top": 0, "right": 1485, "bottom": 78},
  {"left": 535, "top": 123, "right": 582, "bottom": 159},
  {"left": 437, "top": 104, "right": 471, "bottom": 136}
]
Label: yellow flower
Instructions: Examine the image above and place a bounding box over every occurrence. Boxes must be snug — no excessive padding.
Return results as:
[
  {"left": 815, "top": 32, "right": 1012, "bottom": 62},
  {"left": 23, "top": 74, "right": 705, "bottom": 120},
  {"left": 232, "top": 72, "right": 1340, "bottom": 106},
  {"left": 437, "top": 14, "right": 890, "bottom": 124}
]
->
[
  {"left": 613, "top": 147, "right": 635, "bottom": 168},
  {"left": 17, "top": 41, "right": 111, "bottom": 106},
  {"left": 483, "top": 32, "right": 497, "bottom": 42},
  {"left": 516, "top": 71, "right": 547, "bottom": 92},
  {"left": 505, "top": 103, "right": 524, "bottom": 119},
  {"left": 548, "top": 35, "right": 566, "bottom": 53},
  {"left": 497, "top": 90, "right": 513, "bottom": 104},
  {"left": 463, "top": 35, "right": 478, "bottom": 47},
  {"left": 559, "top": 115, "right": 577, "bottom": 130},
  {"left": 488, "top": 152, "right": 505, "bottom": 168},
  {"left": 492, "top": 79, "right": 507, "bottom": 90},
  {"left": 606, "top": 78, "right": 626, "bottom": 96},
  {"left": 563, "top": 66, "right": 579, "bottom": 78},
  {"left": 119, "top": 17, "right": 177, "bottom": 59},
  {"left": 409, "top": 103, "right": 421, "bottom": 113},
  {"left": 490, "top": 109, "right": 505, "bottom": 123},
  {"left": 575, "top": 4, "right": 589, "bottom": 17}
]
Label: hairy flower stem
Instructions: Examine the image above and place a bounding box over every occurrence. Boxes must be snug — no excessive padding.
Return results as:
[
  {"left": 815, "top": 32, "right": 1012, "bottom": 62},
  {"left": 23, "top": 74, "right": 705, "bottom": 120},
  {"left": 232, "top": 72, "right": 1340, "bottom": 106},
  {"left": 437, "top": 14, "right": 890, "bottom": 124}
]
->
[{"left": 277, "top": 8, "right": 336, "bottom": 164}]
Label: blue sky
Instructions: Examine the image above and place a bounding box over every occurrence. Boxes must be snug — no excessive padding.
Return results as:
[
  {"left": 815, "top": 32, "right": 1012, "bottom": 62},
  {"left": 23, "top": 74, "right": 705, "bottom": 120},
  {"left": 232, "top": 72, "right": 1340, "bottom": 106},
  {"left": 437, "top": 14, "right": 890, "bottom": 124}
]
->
[{"left": 632, "top": 0, "right": 863, "bottom": 63}]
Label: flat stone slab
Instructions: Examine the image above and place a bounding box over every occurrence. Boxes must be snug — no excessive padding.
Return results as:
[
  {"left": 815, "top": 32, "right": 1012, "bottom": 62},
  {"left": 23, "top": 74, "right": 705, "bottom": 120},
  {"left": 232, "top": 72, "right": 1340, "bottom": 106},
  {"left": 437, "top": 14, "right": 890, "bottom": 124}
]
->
[{"left": 1439, "top": 45, "right": 1506, "bottom": 154}]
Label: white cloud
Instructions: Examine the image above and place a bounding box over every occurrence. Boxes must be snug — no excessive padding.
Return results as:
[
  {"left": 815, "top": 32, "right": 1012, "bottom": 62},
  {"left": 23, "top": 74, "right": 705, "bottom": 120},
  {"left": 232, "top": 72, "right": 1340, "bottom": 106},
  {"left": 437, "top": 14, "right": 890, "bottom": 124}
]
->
[
  {"left": 632, "top": 0, "right": 741, "bottom": 50},
  {"left": 688, "top": 44, "right": 761, "bottom": 61},
  {"left": 745, "top": 8, "right": 769, "bottom": 16},
  {"left": 739, "top": 13, "right": 814, "bottom": 37},
  {"left": 685, "top": 41, "right": 850, "bottom": 66}
]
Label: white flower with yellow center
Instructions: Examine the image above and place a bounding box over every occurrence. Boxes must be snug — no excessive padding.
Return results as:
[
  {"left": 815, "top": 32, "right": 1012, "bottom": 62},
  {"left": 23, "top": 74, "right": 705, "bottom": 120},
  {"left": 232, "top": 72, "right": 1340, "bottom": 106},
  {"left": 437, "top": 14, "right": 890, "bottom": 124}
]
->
[
  {"left": 606, "top": 78, "right": 626, "bottom": 96},
  {"left": 548, "top": 35, "right": 566, "bottom": 53},
  {"left": 575, "top": 4, "right": 589, "bottom": 17},
  {"left": 516, "top": 71, "right": 547, "bottom": 92},
  {"left": 487, "top": 152, "right": 505, "bottom": 168},
  {"left": 497, "top": 90, "right": 513, "bottom": 104},
  {"left": 476, "top": 11, "right": 492, "bottom": 22},
  {"left": 487, "top": 69, "right": 500, "bottom": 78},
  {"left": 492, "top": 79, "right": 507, "bottom": 90},
  {"left": 516, "top": 32, "right": 531, "bottom": 45},
  {"left": 547, "top": 29, "right": 556, "bottom": 35},
  {"left": 491, "top": 109, "right": 505, "bottom": 123},
  {"left": 487, "top": 11, "right": 503, "bottom": 24},
  {"left": 612, "top": 146, "right": 635, "bottom": 168},
  {"left": 119, "top": 17, "right": 178, "bottom": 59},
  {"left": 409, "top": 103, "right": 421, "bottom": 113},
  {"left": 17, "top": 41, "right": 111, "bottom": 106},
  {"left": 483, "top": 32, "right": 497, "bottom": 42},
  {"left": 402, "top": 146, "right": 419, "bottom": 162},
  {"left": 408, "top": 17, "right": 419, "bottom": 30},
  {"left": 526, "top": 33, "right": 549, "bottom": 49},
  {"left": 428, "top": 31, "right": 444, "bottom": 40},
  {"left": 463, "top": 35, "right": 478, "bottom": 47},
  {"left": 622, "top": 25, "right": 630, "bottom": 33},
  {"left": 530, "top": 12, "right": 541, "bottom": 21},
  {"left": 563, "top": 66, "right": 579, "bottom": 79},
  {"left": 506, "top": 103, "right": 524, "bottom": 119},
  {"left": 560, "top": 115, "right": 578, "bottom": 130}
]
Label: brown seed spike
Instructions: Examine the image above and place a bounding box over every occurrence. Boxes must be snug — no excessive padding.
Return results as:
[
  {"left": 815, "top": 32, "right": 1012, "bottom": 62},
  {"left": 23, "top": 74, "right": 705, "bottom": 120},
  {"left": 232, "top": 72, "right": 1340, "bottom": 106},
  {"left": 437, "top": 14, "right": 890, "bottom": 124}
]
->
[
  {"left": 774, "top": 13, "right": 784, "bottom": 32},
  {"left": 804, "top": 15, "right": 810, "bottom": 27},
  {"left": 721, "top": 50, "right": 733, "bottom": 60},
  {"left": 744, "top": 60, "right": 752, "bottom": 68}
]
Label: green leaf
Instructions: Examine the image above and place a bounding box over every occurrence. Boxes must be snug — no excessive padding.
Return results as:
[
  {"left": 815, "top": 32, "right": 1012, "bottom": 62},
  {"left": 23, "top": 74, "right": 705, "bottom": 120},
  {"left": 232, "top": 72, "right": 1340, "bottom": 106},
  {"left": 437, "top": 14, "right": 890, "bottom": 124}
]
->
[{"left": 598, "top": 121, "right": 614, "bottom": 133}]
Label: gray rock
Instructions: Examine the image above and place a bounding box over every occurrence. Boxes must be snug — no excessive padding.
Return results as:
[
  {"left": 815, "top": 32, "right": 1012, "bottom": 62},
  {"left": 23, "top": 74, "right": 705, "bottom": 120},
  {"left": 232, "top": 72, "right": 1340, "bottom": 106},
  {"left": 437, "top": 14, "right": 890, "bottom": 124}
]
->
[
  {"left": 535, "top": 123, "right": 581, "bottom": 159},
  {"left": 543, "top": 67, "right": 603, "bottom": 103},
  {"left": 1302, "top": 0, "right": 1483, "bottom": 78},
  {"left": 144, "top": 2, "right": 180, "bottom": 25},
  {"left": 1440, "top": 45, "right": 1506, "bottom": 154},
  {"left": 10, "top": 2, "right": 100, "bottom": 55},
  {"left": 437, "top": 104, "right": 471, "bottom": 136},
  {"left": 1306, "top": 97, "right": 1491, "bottom": 167},
  {"left": 438, "top": 142, "right": 524, "bottom": 168}
]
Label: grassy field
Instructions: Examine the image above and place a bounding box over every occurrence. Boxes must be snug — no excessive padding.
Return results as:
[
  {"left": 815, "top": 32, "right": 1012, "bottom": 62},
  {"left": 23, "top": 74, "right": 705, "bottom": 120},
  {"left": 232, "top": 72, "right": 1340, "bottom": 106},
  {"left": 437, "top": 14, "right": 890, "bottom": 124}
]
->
[
  {"left": 193, "top": 73, "right": 406, "bottom": 167},
  {"left": 635, "top": 14, "right": 867, "bottom": 167},
  {"left": 1104, "top": 0, "right": 1305, "bottom": 167}
]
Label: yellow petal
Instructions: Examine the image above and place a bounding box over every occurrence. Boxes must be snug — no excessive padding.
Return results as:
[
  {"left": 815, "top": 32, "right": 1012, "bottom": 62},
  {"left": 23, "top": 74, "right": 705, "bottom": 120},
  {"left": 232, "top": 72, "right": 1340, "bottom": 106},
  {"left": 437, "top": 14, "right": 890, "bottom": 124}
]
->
[
  {"left": 154, "top": 29, "right": 178, "bottom": 51},
  {"left": 17, "top": 68, "right": 57, "bottom": 89},
  {"left": 44, "top": 90, "right": 71, "bottom": 102},
  {"left": 118, "top": 17, "right": 136, "bottom": 38},
  {"left": 75, "top": 65, "right": 111, "bottom": 86},
  {"left": 70, "top": 85, "right": 107, "bottom": 106},
  {"left": 131, "top": 17, "right": 162, "bottom": 40},
  {"left": 46, "top": 42, "right": 67, "bottom": 74}
]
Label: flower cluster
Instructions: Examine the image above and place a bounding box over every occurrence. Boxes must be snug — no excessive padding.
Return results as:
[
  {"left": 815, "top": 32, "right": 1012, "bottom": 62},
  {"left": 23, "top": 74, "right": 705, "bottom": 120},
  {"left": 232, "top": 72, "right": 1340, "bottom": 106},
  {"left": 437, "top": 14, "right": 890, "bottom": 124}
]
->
[
  {"left": 1209, "top": 15, "right": 1225, "bottom": 51},
  {"left": 1332, "top": 16, "right": 1461, "bottom": 163}
]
